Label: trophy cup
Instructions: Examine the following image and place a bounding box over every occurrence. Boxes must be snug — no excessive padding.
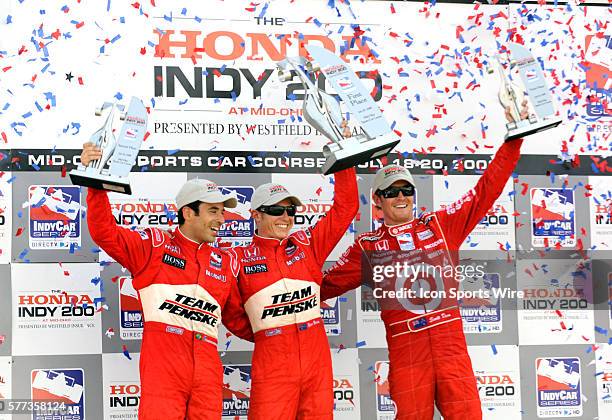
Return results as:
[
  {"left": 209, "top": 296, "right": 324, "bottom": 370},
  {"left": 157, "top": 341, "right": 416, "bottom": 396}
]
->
[
  {"left": 490, "top": 43, "right": 562, "bottom": 141},
  {"left": 69, "top": 96, "right": 147, "bottom": 194},
  {"left": 277, "top": 45, "right": 400, "bottom": 175}
]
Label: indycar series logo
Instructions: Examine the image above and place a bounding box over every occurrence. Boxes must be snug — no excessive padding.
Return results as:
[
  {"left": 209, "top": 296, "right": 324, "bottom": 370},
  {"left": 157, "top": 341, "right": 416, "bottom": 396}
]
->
[
  {"left": 31, "top": 368, "right": 85, "bottom": 420},
  {"left": 119, "top": 277, "right": 143, "bottom": 340},
  {"left": 535, "top": 357, "right": 582, "bottom": 418},
  {"left": 375, "top": 361, "right": 395, "bottom": 419},
  {"left": 460, "top": 273, "right": 502, "bottom": 334},
  {"left": 321, "top": 297, "right": 341, "bottom": 336},
  {"left": 217, "top": 186, "right": 255, "bottom": 247},
  {"left": 583, "top": 34, "right": 611, "bottom": 118},
  {"left": 222, "top": 365, "right": 251, "bottom": 417},
  {"left": 28, "top": 185, "right": 81, "bottom": 250},
  {"left": 531, "top": 188, "right": 576, "bottom": 248}
]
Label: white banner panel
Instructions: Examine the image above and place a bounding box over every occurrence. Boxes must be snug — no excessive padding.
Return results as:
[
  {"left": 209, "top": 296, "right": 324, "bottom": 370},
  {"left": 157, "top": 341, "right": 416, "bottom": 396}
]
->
[
  {"left": 596, "top": 344, "right": 612, "bottom": 419},
  {"left": 433, "top": 175, "right": 515, "bottom": 250},
  {"left": 517, "top": 259, "right": 594, "bottom": 345},
  {"left": 102, "top": 352, "right": 141, "bottom": 420},
  {"left": 11, "top": 263, "right": 102, "bottom": 355},
  {"left": 332, "top": 348, "right": 361, "bottom": 419},
  {"left": 3, "top": 1, "right": 608, "bottom": 156},
  {"left": 356, "top": 287, "right": 386, "bottom": 348},
  {"left": 468, "top": 345, "right": 522, "bottom": 419}
]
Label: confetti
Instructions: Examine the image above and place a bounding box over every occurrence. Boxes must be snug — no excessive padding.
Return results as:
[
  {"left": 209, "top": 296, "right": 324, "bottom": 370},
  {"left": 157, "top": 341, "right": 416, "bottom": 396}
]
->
[{"left": 122, "top": 345, "right": 132, "bottom": 360}]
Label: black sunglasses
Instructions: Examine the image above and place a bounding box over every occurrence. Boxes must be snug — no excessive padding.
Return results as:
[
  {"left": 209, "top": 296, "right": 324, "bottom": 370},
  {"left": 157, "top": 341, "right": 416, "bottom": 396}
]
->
[
  {"left": 376, "top": 185, "right": 415, "bottom": 199},
  {"left": 258, "top": 204, "right": 297, "bottom": 217}
]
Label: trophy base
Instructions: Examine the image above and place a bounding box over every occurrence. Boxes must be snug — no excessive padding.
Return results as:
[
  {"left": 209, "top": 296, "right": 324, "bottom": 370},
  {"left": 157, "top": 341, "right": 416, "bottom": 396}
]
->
[
  {"left": 322, "top": 136, "right": 400, "bottom": 175},
  {"left": 69, "top": 169, "right": 132, "bottom": 195},
  {"left": 504, "top": 117, "right": 562, "bottom": 142}
]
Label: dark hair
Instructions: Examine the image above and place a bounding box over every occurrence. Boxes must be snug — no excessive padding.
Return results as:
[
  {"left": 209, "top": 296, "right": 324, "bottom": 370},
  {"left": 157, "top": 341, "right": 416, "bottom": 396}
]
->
[{"left": 177, "top": 201, "right": 202, "bottom": 225}]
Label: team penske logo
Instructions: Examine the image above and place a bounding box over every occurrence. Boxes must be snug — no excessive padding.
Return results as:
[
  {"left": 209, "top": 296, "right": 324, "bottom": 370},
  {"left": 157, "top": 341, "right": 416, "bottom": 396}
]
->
[
  {"left": 261, "top": 286, "right": 317, "bottom": 319},
  {"left": 159, "top": 294, "right": 219, "bottom": 326}
]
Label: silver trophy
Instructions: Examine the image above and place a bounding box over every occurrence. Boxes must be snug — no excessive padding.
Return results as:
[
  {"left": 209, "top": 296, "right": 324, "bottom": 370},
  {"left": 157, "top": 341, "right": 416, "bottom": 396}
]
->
[
  {"left": 490, "top": 43, "right": 562, "bottom": 141},
  {"left": 69, "top": 97, "right": 147, "bottom": 194},
  {"left": 277, "top": 46, "right": 400, "bottom": 175}
]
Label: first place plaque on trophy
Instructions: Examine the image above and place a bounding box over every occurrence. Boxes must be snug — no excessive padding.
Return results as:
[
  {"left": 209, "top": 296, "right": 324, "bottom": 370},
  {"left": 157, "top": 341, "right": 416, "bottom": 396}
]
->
[
  {"left": 277, "top": 46, "right": 400, "bottom": 175},
  {"left": 69, "top": 96, "right": 147, "bottom": 195},
  {"left": 493, "top": 43, "right": 563, "bottom": 141}
]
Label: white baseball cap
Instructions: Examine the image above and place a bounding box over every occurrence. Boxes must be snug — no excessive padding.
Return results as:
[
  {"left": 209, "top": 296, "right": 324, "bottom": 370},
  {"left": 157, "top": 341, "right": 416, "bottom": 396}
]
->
[
  {"left": 372, "top": 165, "right": 415, "bottom": 192},
  {"left": 176, "top": 179, "right": 237, "bottom": 209},
  {"left": 251, "top": 183, "right": 302, "bottom": 210}
]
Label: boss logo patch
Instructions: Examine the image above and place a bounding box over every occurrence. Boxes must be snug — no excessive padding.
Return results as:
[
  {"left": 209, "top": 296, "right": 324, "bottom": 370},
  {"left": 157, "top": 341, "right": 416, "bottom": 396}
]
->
[
  {"left": 244, "top": 264, "right": 268, "bottom": 275},
  {"left": 163, "top": 253, "right": 186, "bottom": 270}
]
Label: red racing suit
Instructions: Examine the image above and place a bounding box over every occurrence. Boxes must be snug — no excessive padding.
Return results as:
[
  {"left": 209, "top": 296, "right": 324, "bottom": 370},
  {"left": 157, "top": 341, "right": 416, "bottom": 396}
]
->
[
  {"left": 322, "top": 140, "right": 523, "bottom": 419},
  {"left": 227, "top": 168, "right": 358, "bottom": 420},
  {"left": 87, "top": 188, "right": 253, "bottom": 420}
]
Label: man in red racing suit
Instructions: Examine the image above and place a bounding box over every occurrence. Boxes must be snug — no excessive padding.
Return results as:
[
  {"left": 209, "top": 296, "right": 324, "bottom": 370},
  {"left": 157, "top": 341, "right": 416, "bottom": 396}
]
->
[
  {"left": 228, "top": 168, "right": 358, "bottom": 419},
  {"left": 84, "top": 144, "right": 253, "bottom": 419},
  {"left": 321, "top": 139, "right": 523, "bottom": 419}
]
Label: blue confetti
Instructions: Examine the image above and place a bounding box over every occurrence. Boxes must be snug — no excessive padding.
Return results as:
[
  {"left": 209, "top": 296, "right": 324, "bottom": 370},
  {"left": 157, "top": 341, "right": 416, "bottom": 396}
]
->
[{"left": 595, "top": 326, "right": 608, "bottom": 335}]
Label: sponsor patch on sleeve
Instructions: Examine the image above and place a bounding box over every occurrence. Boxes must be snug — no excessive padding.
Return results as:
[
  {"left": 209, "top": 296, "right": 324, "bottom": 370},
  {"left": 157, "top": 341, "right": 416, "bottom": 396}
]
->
[{"left": 150, "top": 228, "right": 165, "bottom": 247}]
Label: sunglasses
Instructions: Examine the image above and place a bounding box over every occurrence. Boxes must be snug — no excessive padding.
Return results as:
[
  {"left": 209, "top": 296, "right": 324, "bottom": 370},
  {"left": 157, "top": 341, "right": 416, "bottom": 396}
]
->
[
  {"left": 376, "top": 185, "right": 415, "bottom": 199},
  {"left": 258, "top": 204, "right": 298, "bottom": 217}
]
